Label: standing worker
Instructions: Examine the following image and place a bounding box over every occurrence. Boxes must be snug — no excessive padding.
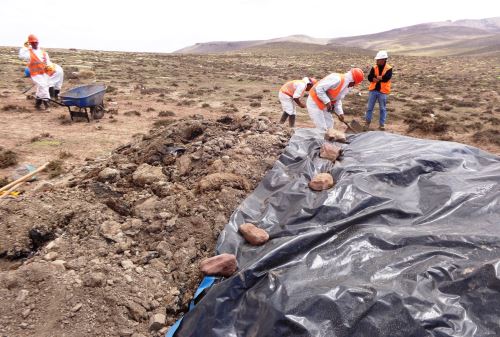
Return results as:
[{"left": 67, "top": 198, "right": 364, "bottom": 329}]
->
[
  {"left": 18, "top": 34, "right": 54, "bottom": 110},
  {"left": 307, "top": 68, "right": 364, "bottom": 131},
  {"left": 279, "top": 77, "right": 316, "bottom": 127},
  {"left": 24, "top": 64, "right": 64, "bottom": 100},
  {"left": 364, "top": 50, "right": 393, "bottom": 130}
]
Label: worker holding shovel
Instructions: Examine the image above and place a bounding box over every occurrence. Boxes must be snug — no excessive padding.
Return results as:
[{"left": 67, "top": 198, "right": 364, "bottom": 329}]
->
[
  {"left": 18, "top": 34, "right": 54, "bottom": 110},
  {"left": 278, "top": 77, "right": 316, "bottom": 127},
  {"left": 307, "top": 68, "right": 364, "bottom": 131}
]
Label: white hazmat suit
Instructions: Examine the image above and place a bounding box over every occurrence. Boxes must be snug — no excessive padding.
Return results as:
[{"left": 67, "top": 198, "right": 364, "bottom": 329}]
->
[{"left": 306, "top": 71, "right": 353, "bottom": 130}]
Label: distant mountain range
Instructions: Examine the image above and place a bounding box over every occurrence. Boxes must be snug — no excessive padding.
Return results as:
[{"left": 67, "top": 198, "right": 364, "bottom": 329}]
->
[{"left": 175, "top": 17, "right": 500, "bottom": 56}]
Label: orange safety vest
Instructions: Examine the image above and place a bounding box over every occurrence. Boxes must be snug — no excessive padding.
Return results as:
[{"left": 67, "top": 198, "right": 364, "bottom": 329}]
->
[
  {"left": 309, "top": 74, "right": 345, "bottom": 110},
  {"left": 28, "top": 49, "right": 54, "bottom": 77},
  {"left": 280, "top": 80, "right": 305, "bottom": 98},
  {"left": 368, "top": 64, "right": 392, "bottom": 94}
]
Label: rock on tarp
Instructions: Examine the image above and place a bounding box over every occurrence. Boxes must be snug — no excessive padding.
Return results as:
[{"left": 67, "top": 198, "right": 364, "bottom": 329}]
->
[{"left": 173, "top": 129, "right": 500, "bottom": 337}]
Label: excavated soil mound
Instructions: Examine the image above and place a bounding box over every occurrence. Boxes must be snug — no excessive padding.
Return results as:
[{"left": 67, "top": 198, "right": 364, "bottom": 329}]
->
[{"left": 0, "top": 115, "right": 291, "bottom": 337}]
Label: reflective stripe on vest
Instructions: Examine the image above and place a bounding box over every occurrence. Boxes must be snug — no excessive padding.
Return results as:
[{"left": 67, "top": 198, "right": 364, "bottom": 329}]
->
[
  {"left": 368, "top": 64, "right": 392, "bottom": 94},
  {"left": 309, "top": 74, "right": 345, "bottom": 110},
  {"left": 280, "top": 80, "right": 304, "bottom": 97},
  {"left": 28, "top": 49, "right": 54, "bottom": 77}
]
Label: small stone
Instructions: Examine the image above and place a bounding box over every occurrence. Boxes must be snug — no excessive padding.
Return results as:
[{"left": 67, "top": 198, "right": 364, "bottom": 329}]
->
[
  {"left": 124, "top": 275, "right": 133, "bottom": 283},
  {"left": 324, "top": 128, "right": 347, "bottom": 142},
  {"left": 241, "top": 147, "right": 252, "bottom": 155},
  {"left": 239, "top": 223, "right": 269, "bottom": 246},
  {"left": 132, "top": 163, "right": 165, "bottom": 186},
  {"left": 33, "top": 181, "right": 54, "bottom": 192},
  {"left": 19, "top": 322, "right": 29, "bottom": 329},
  {"left": 319, "top": 143, "right": 342, "bottom": 162},
  {"left": 309, "top": 173, "right": 335, "bottom": 191},
  {"left": 45, "top": 238, "right": 61, "bottom": 251},
  {"left": 83, "top": 272, "right": 105, "bottom": 287},
  {"left": 121, "top": 259, "right": 135, "bottom": 270},
  {"left": 43, "top": 251, "right": 59, "bottom": 261},
  {"left": 99, "top": 220, "right": 124, "bottom": 243},
  {"left": 221, "top": 155, "right": 230, "bottom": 162},
  {"left": 156, "top": 241, "right": 173, "bottom": 260},
  {"left": 176, "top": 155, "right": 192, "bottom": 176},
  {"left": 126, "top": 301, "right": 147, "bottom": 321},
  {"left": 98, "top": 167, "right": 121, "bottom": 182},
  {"left": 21, "top": 308, "right": 31, "bottom": 318},
  {"left": 16, "top": 289, "right": 29, "bottom": 302},
  {"left": 119, "top": 328, "right": 134, "bottom": 337},
  {"left": 135, "top": 266, "right": 143, "bottom": 274},
  {"left": 200, "top": 254, "right": 237, "bottom": 277},
  {"left": 149, "top": 313, "right": 166, "bottom": 331},
  {"left": 71, "top": 303, "right": 83, "bottom": 312},
  {"left": 51, "top": 260, "right": 67, "bottom": 271}
]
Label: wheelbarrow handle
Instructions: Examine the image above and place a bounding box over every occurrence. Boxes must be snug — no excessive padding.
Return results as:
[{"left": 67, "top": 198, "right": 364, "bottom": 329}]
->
[{"left": 47, "top": 98, "right": 66, "bottom": 106}]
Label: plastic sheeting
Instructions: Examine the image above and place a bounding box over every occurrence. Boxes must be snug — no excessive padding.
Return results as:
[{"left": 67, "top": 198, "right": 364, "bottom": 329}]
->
[{"left": 173, "top": 129, "right": 500, "bottom": 337}]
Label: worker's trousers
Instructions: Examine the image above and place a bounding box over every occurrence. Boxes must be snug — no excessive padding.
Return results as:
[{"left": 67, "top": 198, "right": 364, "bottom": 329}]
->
[
  {"left": 278, "top": 92, "right": 296, "bottom": 116},
  {"left": 306, "top": 96, "right": 334, "bottom": 130},
  {"left": 31, "top": 74, "right": 50, "bottom": 100},
  {"left": 365, "top": 90, "right": 387, "bottom": 126},
  {"left": 49, "top": 64, "right": 64, "bottom": 90}
]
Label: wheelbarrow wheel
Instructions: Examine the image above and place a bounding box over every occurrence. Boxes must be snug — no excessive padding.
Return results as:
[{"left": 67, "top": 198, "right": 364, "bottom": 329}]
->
[{"left": 91, "top": 103, "right": 105, "bottom": 120}]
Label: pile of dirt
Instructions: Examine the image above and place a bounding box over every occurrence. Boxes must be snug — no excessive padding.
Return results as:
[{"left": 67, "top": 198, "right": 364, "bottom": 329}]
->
[{"left": 0, "top": 115, "right": 291, "bottom": 337}]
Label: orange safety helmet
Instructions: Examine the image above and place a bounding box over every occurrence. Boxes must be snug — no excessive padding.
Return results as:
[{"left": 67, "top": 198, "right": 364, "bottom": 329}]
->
[
  {"left": 350, "top": 68, "right": 364, "bottom": 85},
  {"left": 28, "top": 34, "right": 39, "bottom": 43}
]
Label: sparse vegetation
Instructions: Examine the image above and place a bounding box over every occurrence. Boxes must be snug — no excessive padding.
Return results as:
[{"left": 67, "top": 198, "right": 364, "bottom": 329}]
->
[
  {"left": 158, "top": 110, "right": 176, "bottom": 117},
  {"left": 46, "top": 159, "right": 65, "bottom": 178},
  {"left": 0, "top": 147, "right": 18, "bottom": 168}
]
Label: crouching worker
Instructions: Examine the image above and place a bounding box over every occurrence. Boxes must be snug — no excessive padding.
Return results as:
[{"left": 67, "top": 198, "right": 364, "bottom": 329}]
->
[
  {"left": 278, "top": 77, "right": 316, "bottom": 127},
  {"left": 307, "top": 68, "right": 364, "bottom": 131},
  {"left": 19, "top": 34, "right": 56, "bottom": 110}
]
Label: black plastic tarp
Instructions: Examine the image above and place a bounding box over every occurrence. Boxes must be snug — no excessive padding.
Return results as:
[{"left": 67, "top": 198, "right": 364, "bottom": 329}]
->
[{"left": 174, "top": 129, "right": 500, "bottom": 337}]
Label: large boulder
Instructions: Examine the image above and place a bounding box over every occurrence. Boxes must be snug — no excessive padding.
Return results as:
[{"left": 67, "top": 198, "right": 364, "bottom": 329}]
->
[
  {"left": 319, "top": 143, "right": 342, "bottom": 162},
  {"left": 309, "top": 173, "right": 335, "bottom": 191},
  {"left": 200, "top": 254, "right": 237, "bottom": 277},
  {"left": 239, "top": 223, "right": 269, "bottom": 246}
]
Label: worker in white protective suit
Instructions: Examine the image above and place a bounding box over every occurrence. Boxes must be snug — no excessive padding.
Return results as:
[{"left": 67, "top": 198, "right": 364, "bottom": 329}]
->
[
  {"left": 18, "top": 34, "right": 54, "bottom": 110},
  {"left": 278, "top": 77, "right": 317, "bottom": 127},
  {"left": 24, "top": 64, "right": 64, "bottom": 100},
  {"left": 307, "top": 68, "right": 364, "bottom": 130},
  {"left": 48, "top": 64, "right": 64, "bottom": 99}
]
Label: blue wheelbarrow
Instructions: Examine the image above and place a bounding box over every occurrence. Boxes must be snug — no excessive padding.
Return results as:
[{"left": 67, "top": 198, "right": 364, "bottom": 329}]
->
[{"left": 50, "top": 84, "right": 107, "bottom": 122}]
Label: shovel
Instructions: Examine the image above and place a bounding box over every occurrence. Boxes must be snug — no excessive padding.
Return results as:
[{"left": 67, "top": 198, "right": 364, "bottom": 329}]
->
[
  {"left": 336, "top": 114, "right": 363, "bottom": 133},
  {"left": 21, "top": 84, "right": 35, "bottom": 94}
]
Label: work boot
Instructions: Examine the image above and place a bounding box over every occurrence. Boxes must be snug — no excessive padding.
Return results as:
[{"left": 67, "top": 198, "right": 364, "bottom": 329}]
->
[
  {"left": 54, "top": 89, "right": 60, "bottom": 100},
  {"left": 379, "top": 124, "right": 385, "bottom": 131},
  {"left": 49, "top": 87, "right": 55, "bottom": 99},
  {"left": 288, "top": 115, "right": 296, "bottom": 128},
  {"left": 43, "top": 100, "right": 50, "bottom": 110},
  {"left": 279, "top": 112, "right": 289, "bottom": 124},
  {"left": 35, "top": 98, "right": 42, "bottom": 110},
  {"left": 363, "top": 120, "right": 371, "bottom": 131}
]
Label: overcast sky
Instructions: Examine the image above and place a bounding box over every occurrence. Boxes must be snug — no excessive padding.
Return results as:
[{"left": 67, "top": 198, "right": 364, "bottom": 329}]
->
[{"left": 1, "top": 0, "right": 498, "bottom": 53}]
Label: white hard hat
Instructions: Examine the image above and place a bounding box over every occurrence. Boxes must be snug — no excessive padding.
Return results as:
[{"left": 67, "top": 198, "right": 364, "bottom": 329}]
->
[
  {"left": 302, "top": 77, "right": 312, "bottom": 84},
  {"left": 375, "top": 50, "right": 388, "bottom": 60}
]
